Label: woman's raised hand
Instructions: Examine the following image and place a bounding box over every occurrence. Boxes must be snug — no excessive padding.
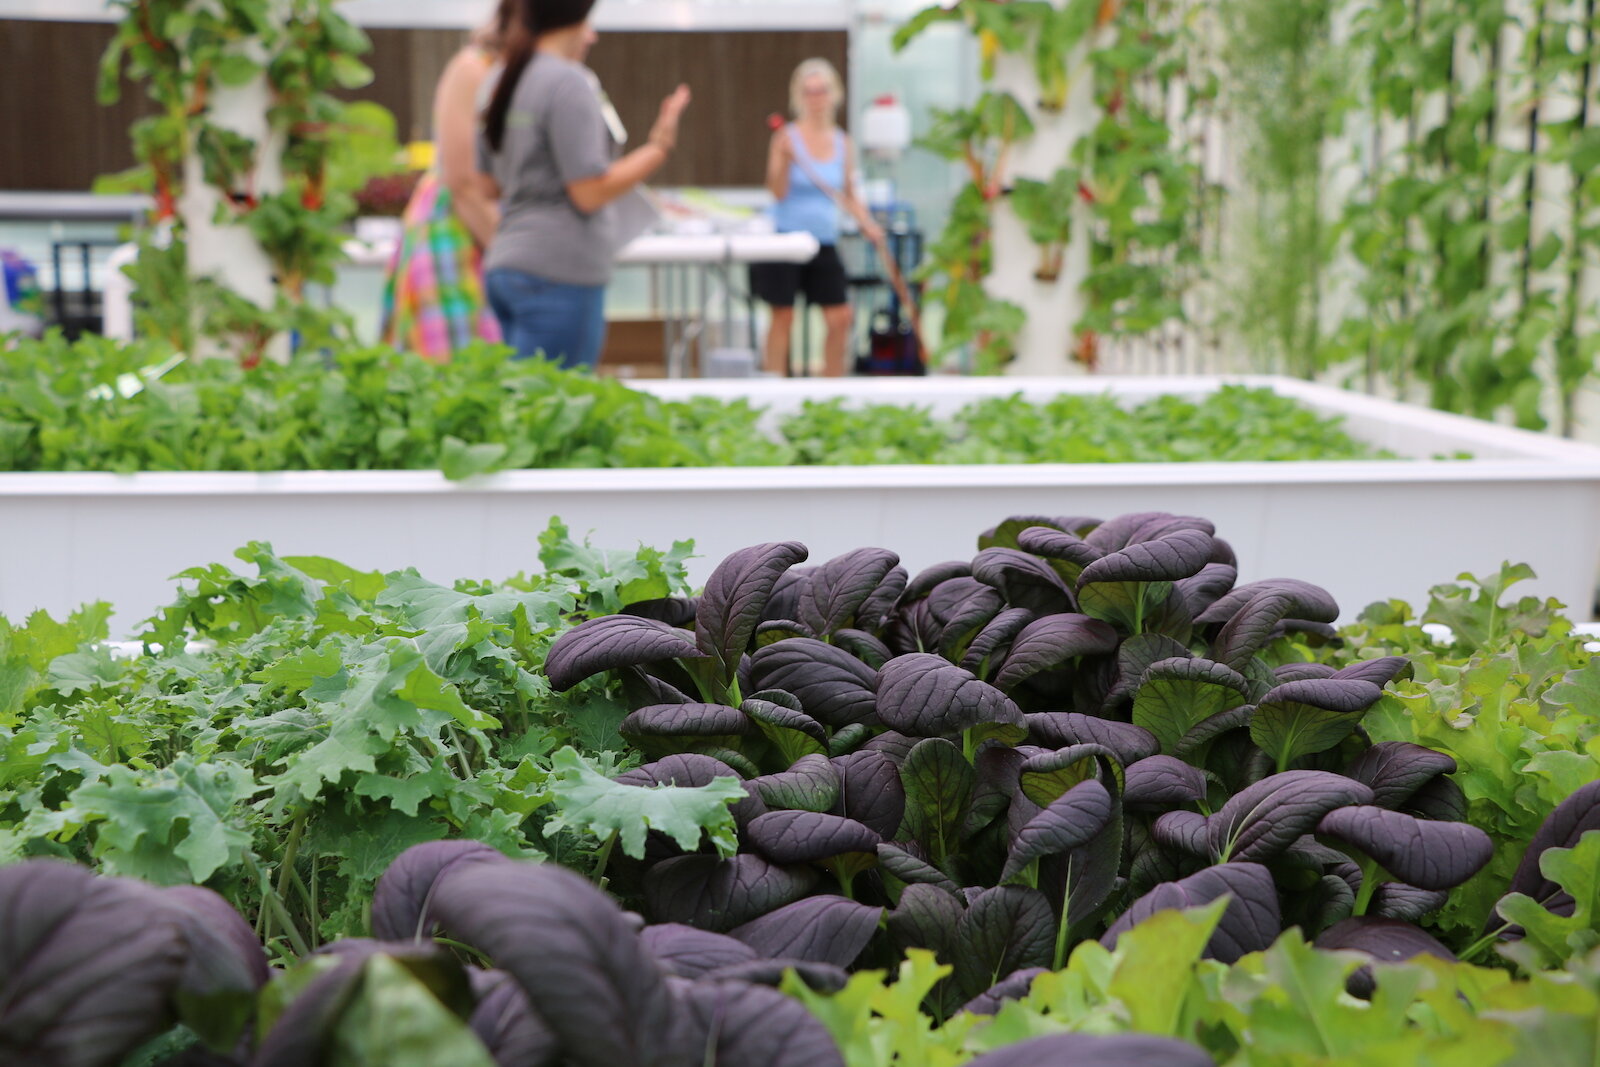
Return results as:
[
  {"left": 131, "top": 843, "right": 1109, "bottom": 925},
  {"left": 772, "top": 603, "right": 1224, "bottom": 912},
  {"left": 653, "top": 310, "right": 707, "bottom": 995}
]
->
[
  {"left": 650, "top": 85, "right": 692, "bottom": 152},
  {"left": 771, "top": 126, "right": 794, "bottom": 162}
]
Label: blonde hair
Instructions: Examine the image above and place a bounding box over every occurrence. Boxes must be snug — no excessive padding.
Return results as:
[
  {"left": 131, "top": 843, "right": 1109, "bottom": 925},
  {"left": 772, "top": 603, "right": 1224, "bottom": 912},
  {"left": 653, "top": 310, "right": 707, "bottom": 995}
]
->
[{"left": 790, "top": 58, "right": 844, "bottom": 119}]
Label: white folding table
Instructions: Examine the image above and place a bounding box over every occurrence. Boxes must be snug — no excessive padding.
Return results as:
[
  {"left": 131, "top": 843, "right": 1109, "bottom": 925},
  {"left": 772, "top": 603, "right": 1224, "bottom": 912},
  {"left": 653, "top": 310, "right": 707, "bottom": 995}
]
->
[
  {"left": 615, "top": 232, "right": 819, "bottom": 376},
  {"left": 0, "top": 192, "right": 149, "bottom": 223},
  {"left": 101, "top": 227, "right": 819, "bottom": 376}
]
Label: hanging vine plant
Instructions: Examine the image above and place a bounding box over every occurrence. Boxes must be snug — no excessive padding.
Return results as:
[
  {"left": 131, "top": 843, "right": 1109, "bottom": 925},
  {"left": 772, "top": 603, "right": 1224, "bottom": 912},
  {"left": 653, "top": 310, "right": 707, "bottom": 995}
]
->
[
  {"left": 1074, "top": 0, "right": 1218, "bottom": 366},
  {"left": 1009, "top": 166, "right": 1079, "bottom": 281},
  {"left": 896, "top": 0, "right": 1053, "bottom": 371},
  {"left": 1217, "top": 0, "right": 1339, "bottom": 381},
  {"left": 1549, "top": 0, "right": 1600, "bottom": 436},
  {"left": 1321, "top": 0, "right": 1600, "bottom": 433},
  {"left": 896, "top": 1, "right": 1088, "bottom": 372},
  {"left": 898, "top": 0, "right": 1217, "bottom": 373},
  {"left": 912, "top": 91, "right": 1036, "bottom": 371},
  {"left": 896, "top": 0, "right": 1600, "bottom": 423},
  {"left": 99, "top": 0, "right": 375, "bottom": 364}
]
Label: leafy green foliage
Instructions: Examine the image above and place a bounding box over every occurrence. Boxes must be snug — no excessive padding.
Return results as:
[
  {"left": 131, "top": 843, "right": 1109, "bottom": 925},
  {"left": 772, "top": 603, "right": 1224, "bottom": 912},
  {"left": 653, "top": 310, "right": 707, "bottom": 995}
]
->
[
  {"left": 1424, "top": 563, "right": 1559, "bottom": 648},
  {"left": 0, "top": 336, "right": 787, "bottom": 475},
  {"left": 895, "top": 1, "right": 1053, "bottom": 370},
  {"left": 1319, "top": 565, "right": 1600, "bottom": 948},
  {"left": 99, "top": 0, "right": 377, "bottom": 359},
  {"left": 1324, "top": 0, "right": 1591, "bottom": 429},
  {"left": 0, "top": 520, "right": 693, "bottom": 955},
  {"left": 788, "top": 902, "right": 1600, "bottom": 1066},
  {"left": 536, "top": 746, "right": 745, "bottom": 860},
  {"left": 69, "top": 758, "right": 257, "bottom": 884},
  {"left": 0, "top": 602, "right": 113, "bottom": 718},
  {"left": 5, "top": 516, "right": 1600, "bottom": 1062},
  {"left": 0, "top": 338, "right": 1390, "bottom": 474},
  {"left": 896, "top": 0, "right": 1221, "bottom": 370},
  {"left": 776, "top": 388, "right": 1387, "bottom": 465},
  {"left": 1496, "top": 832, "right": 1600, "bottom": 972},
  {"left": 1220, "top": 0, "right": 1341, "bottom": 380},
  {"left": 0, "top": 515, "right": 1598, "bottom": 1067},
  {"left": 533, "top": 519, "right": 694, "bottom": 616},
  {"left": 1073, "top": 0, "right": 1218, "bottom": 358},
  {"left": 896, "top": 0, "right": 1600, "bottom": 418},
  {"left": 322, "top": 954, "right": 498, "bottom": 1067},
  {"left": 1008, "top": 168, "right": 1078, "bottom": 281}
]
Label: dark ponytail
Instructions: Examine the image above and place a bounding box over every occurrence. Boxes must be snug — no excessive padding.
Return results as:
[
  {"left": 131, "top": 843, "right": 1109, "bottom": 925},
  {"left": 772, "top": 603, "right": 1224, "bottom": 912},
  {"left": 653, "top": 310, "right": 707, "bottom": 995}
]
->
[
  {"left": 483, "top": 0, "right": 599, "bottom": 153},
  {"left": 493, "top": 0, "right": 518, "bottom": 45},
  {"left": 470, "top": 0, "right": 519, "bottom": 54}
]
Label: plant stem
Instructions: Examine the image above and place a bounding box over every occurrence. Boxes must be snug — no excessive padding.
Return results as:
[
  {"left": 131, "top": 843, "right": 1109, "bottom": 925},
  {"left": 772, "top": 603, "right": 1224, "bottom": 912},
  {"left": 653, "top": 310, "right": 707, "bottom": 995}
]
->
[
  {"left": 266, "top": 810, "right": 309, "bottom": 949},
  {"left": 1053, "top": 869, "right": 1076, "bottom": 970},
  {"left": 1560, "top": 0, "right": 1596, "bottom": 437},
  {"left": 1352, "top": 856, "right": 1383, "bottom": 916},
  {"left": 1516, "top": 0, "right": 1548, "bottom": 410},
  {"left": 1366, "top": 115, "right": 1382, "bottom": 394},
  {"left": 247, "top": 852, "right": 311, "bottom": 959},
  {"left": 310, "top": 855, "right": 320, "bottom": 949},
  {"left": 444, "top": 725, "right": 475, "bottom": 780},
  {"left": 276, "top": 811, "right": 306, "bottom": 903},
  {"left": 265, "top": 890, "right": 311, "bottom": 959},
  {"left": 288, "top": 864, "right": 317, "bottom": 925},
  {"left": 1457, "top": 921, "right": 1513, "bottom": 964},
  {"left": 688, "top": 668, "right": 717, "bottom": 704},
  {"left": 434, "top": 936, "right": 495, "bottom": 969},
  {"left": 590, "top": 829, "right": 619, "bottom": 887}
]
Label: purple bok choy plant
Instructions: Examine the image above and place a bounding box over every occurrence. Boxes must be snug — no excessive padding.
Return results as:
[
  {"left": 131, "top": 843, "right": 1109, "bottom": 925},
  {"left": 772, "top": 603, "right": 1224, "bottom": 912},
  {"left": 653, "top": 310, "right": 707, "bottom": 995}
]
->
[
  {"left": 546, "top": 541, "right": 815, "bottom": 709},
  {"left": 539, "top": 512, "right": 1493, "bottom": 1017},
  {"left": 367, "top": 841, "right": 849, "bottom": 1067},
  {"left": 0, "top": 860, "right": 268, "bottom": 1067},
  {"left": 0, "top": 844, "right": 854, "bottom": 1067}
]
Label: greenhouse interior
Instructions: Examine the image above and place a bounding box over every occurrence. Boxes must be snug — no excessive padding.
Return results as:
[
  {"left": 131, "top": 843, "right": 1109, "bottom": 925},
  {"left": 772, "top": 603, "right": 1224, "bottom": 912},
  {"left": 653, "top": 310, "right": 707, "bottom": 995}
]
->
[{"left": 6, "top": 0, "right": 1600, "bottom": 1064}]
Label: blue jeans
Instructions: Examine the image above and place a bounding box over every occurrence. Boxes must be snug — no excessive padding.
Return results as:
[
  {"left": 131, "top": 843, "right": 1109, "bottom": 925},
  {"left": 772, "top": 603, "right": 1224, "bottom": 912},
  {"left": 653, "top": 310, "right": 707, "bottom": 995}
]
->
[{"left": 485, "top": 268, "right": 607, "bottom": 371}]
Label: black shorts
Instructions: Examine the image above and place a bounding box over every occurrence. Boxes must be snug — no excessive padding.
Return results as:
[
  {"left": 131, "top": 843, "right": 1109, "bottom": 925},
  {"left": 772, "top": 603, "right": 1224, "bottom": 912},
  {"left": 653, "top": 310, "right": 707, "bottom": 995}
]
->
[{"left": 750, "top": 244, "right": 849, "bottom": 308}]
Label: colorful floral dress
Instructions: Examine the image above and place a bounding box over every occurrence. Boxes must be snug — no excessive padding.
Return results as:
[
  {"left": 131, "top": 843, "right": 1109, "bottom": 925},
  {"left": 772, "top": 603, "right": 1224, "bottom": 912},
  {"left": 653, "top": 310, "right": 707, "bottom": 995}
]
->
[{"left": 378, "top": 172, "right": 502, "bottom": 361}]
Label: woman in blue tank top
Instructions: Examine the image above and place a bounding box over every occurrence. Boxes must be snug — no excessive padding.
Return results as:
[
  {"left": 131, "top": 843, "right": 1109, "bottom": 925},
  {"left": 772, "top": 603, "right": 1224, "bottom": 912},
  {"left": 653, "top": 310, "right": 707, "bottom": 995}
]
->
[{"left": 752, "top": 59, "right": 885, "bottom": 377}]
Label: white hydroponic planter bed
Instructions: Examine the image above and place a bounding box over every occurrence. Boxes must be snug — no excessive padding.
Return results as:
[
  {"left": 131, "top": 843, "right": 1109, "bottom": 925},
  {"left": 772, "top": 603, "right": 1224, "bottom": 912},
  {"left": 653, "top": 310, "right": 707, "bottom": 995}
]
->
[{"left": 3, "top": 375, "right": 1598, "bottom": 634}]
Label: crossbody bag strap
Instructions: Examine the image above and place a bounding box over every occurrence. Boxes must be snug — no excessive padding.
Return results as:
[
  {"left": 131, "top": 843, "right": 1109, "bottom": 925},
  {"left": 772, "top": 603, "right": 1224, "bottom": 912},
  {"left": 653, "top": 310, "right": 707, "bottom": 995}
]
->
[{"left": 782, "top": 124, "right": 926, "bottom": 359}]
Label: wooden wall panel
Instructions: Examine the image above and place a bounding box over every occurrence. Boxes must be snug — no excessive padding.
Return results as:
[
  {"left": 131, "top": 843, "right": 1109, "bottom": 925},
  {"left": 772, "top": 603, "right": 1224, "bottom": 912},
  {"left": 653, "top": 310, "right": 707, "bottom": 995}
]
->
[
  {"left": 588, "top": 30, "right": 850, "bottom": 187},
  {"left": 351, "top": 28, "right": 851, "bottom": 187},
  {"left": 0, "top": 21, "right": 156, "bottom": 191},
  {"left": 0, "top": 21, "right": 847, "bottom": 191},
  {"left": 353, "top": 27, "right": 465, "bottom": 144}
]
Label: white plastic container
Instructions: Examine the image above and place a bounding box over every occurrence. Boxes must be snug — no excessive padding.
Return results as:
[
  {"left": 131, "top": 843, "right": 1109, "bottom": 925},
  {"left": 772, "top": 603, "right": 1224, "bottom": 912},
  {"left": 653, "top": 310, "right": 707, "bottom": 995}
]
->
[
  {"left": 860, "top": 95, "right": 914, "bottom": 158},
  {"left": 3, "top": 376, "right": 1598, "bottom": 634},
  {"left": 703, "top": 349, "right": 760, "bottom": 377}
]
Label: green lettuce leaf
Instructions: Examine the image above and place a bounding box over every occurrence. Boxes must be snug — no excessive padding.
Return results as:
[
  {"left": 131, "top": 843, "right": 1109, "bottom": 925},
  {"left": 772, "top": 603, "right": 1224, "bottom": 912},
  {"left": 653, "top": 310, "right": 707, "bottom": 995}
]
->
[{"left": 537, "top": 745, "right": 744, "bottom": 859}]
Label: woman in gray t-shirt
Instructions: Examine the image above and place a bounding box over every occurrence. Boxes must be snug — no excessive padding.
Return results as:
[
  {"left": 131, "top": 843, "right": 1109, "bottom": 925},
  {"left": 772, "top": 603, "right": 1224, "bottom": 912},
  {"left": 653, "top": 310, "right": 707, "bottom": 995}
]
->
[{"left": 478, "top": 0, "right": 690, "bottom": 370}]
